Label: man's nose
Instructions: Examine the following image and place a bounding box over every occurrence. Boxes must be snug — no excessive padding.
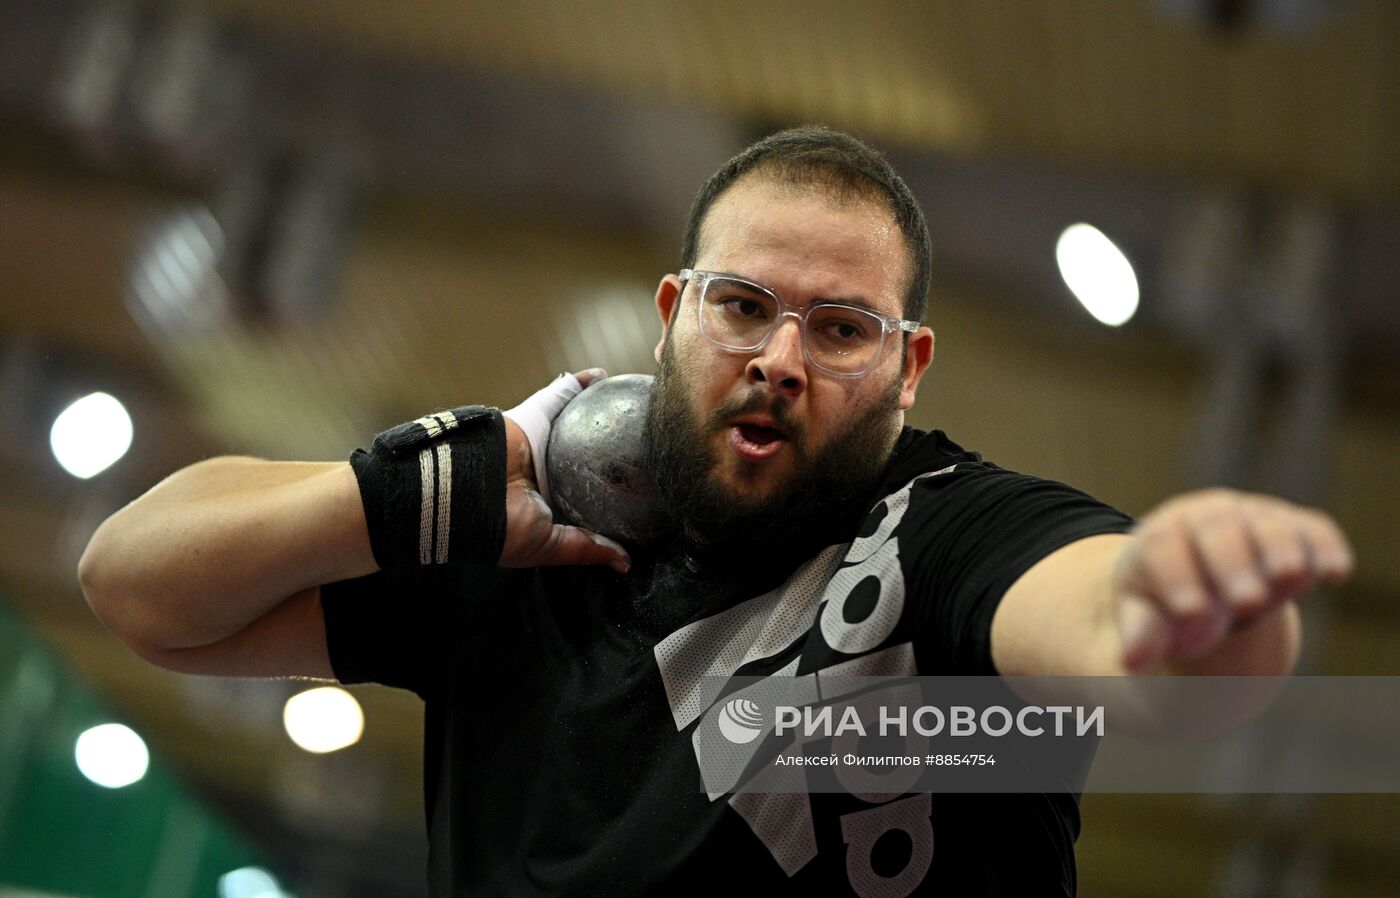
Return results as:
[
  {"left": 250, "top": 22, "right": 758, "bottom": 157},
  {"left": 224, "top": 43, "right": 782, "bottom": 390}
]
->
[{"left": 745, "top": 316, "right": 807, "bottom": 397}]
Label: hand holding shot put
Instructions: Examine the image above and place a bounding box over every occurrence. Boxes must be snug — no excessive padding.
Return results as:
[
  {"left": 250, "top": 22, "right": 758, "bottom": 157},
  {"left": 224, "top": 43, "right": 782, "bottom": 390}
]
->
[{"left": 499, "top": 368, "right": 632, "bottom": 574}]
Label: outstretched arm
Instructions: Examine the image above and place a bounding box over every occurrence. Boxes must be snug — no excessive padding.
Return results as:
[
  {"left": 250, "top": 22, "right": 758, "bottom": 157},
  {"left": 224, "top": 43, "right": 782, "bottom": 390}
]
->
[{"left": 990, "top": 488, "right": 1354, "bottom": 678}]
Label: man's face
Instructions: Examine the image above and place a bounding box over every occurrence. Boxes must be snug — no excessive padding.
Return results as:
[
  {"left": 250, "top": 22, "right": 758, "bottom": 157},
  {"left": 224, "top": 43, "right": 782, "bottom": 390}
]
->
[{"left": 644, "top": 176, "right": 935, "bottom": 552}]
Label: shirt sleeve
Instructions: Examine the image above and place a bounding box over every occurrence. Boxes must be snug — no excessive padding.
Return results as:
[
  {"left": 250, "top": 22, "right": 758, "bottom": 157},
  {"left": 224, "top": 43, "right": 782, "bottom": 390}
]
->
[
  {"left": 320, "top": 563, "right": 511, "bottom": 699},
  {"left": 900, "top": 464, "right": 1135, "bottom": 676}
]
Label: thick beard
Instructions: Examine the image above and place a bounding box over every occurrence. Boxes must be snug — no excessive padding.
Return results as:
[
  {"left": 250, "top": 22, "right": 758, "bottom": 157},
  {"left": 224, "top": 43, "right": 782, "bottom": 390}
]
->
[{"left": 643, "top": 337, "right": 903, "bottom": 574}]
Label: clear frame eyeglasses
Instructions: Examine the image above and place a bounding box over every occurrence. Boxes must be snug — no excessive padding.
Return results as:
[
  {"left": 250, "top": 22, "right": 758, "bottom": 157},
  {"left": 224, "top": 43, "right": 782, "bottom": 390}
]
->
[{"left": 677, "top": 269, "right": 920, "bottom": 378}]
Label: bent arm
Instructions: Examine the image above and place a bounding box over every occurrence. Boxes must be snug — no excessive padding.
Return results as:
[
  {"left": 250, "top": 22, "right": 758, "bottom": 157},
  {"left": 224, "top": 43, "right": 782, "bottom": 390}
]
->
[
  {"left": 78, "top": 372, "right": 627, "bottom": 680},
  {"left": 78, "top": 457, "right": 376, "bottom": 677}
]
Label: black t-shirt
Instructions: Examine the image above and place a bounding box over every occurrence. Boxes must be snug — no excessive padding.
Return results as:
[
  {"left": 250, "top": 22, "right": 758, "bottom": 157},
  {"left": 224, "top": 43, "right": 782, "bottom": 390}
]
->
[{"left": 322, "top": 427, "right": 1134, "bottom": 897}]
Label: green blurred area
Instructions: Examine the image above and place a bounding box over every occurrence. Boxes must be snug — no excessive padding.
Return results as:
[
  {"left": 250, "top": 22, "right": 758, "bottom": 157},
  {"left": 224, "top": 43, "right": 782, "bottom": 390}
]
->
[{"left": 0, "top": 596, "right": 281, "bottom": 898}]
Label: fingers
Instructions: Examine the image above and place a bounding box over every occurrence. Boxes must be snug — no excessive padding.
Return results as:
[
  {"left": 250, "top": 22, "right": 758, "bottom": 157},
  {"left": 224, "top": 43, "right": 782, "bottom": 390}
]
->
[
  {"left": 544, "top": 524, "right": 632, "bottom": 575},
  {"left": 1292, "top": 506, "right": 1354, "bottom": 582},
  {"left": 1246, "top": 497, "right": 1307, "bottom": 584},
  {"left": 1115, "top": 489, "right": 1354, "bottom": 672},
  {"left": 573, "top": 367, "right": 608, "bottom": 388},
  {"left": 503, "top": 368, "right": 606, "bottom": 500},
  {"left": 1188, "top": 502, "right": 1265, "bottom": 613},
  {"left": 1127, "top": 521, "right": 1211, "bottom": 617},
  {"left": 1116, "top": 523, "right": 1221, "bottom": 667},
  {"left": 501, "top": 485, "right": 631, "bottom": 574},
  {"left": 1234, "top": 497, "right": 1313, "bottom": 616}
]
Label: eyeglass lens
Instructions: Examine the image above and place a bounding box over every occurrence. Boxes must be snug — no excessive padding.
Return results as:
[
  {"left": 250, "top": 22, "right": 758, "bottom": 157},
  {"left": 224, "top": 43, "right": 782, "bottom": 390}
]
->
[{"left": 697, "top": 276, "right": 884, "bottom": 374}]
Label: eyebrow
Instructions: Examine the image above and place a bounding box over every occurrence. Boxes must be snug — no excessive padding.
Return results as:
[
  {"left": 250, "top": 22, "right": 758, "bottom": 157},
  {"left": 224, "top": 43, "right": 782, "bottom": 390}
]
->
[
  {"left": 813, "top": 295, "right": 885, "bottom": 315},
  {"left": 714, "top": 270, "right": 890, "bottom": 316}
]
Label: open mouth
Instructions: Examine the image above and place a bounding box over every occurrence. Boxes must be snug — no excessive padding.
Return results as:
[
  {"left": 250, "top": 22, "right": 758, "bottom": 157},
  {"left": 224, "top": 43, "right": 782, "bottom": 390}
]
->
[
  {"left": 736, "top": 422, "right": 785, "bottom": 446},
  {"left": 729, "top": 421, "right": 789, "bottom": 461}
]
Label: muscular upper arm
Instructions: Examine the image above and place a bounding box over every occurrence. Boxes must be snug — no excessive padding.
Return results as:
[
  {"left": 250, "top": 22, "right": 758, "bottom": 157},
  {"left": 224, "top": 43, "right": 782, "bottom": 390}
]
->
[
  {"left": 989, "top": 533, "right": 1132, "bottom": 677},
  {"left": 135, "top": 585, "right": 336, "bottom": 680}
]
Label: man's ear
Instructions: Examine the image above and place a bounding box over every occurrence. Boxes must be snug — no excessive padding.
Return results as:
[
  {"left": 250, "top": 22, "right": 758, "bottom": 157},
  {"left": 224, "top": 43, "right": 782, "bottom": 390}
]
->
[
  {"left": 653, "top": 274, "right": 684, "bottom": 365},
  {"left": 898, "top": 326, "right": 935, "bottom": 410}
]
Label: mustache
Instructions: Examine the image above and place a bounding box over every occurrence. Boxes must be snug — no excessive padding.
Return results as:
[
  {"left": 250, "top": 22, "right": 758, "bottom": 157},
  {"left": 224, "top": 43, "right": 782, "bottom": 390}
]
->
[{"left": 705, "top": 388, "right": 806, "bottom": 450}]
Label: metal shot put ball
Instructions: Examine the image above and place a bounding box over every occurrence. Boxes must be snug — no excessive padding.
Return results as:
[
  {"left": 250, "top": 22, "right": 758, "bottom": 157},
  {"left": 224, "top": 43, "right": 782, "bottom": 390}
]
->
[{"left": 546, "top": 374, "right": 661, "bottom": 545}]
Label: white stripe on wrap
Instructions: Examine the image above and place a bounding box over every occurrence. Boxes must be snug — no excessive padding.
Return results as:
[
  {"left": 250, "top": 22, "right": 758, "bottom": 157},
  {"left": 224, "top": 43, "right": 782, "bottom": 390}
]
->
[
  {"left": 434, "top": 443, "right": 452, "bottom": 564},
  {"left": 413, "top": 414, "right": 442, "bottom": 439},
  {"left": 411, "top": 409, "right": 461, "bottom": 440},
  {"left": 418, "top": 448, "right": 435, "bottom": 565}
]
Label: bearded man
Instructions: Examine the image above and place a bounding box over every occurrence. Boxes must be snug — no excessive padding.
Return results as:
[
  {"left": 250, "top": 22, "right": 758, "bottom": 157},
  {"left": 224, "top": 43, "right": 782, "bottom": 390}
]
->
[{"left": 80, "top": 127, "right": 1353, "bottom": 897}]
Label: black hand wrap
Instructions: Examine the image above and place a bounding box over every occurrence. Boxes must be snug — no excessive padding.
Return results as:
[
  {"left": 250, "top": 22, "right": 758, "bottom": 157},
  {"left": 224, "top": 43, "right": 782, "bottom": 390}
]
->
[{"left": 349, "top": 405, "right": 507, "bottom": 568}]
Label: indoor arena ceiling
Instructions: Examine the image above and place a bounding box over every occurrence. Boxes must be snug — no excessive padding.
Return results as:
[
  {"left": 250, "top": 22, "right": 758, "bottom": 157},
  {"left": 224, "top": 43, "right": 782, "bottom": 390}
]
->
[{"left": 191, "top": 0, "right": 1400, "bottom": 201}]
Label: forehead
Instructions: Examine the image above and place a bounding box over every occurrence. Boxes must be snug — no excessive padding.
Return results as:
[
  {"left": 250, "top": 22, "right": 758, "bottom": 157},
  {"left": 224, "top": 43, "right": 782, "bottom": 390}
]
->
[{"left": 695, "top": 177, "right": 909, "bottom": 314}]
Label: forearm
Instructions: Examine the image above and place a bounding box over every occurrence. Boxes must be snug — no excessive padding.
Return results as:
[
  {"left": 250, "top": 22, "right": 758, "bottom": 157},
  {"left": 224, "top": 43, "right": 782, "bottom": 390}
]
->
[
  {"left": 79, "top": 457, "right": 375, "bottom": 652},
  {"left": 990, "top": 534, "right": 1130, "bottom": 677}
]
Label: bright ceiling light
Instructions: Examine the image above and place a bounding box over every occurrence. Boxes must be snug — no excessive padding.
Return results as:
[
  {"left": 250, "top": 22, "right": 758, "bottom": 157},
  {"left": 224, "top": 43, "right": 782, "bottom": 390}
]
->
[
  {"left": 50, "top": 391, "right": 134, "bottom": 479},
  {"left": 74, "top": 723, "right": 149, "bottom": 788},
  {"left": 282, "top": 686, "right": 364, "bottom": 754},
  {"left": 1055, "top": 223, "right": 1140, "bottom": 327},
  {"left": 218, "top": 866, "right": 285, "bottom": 898}
]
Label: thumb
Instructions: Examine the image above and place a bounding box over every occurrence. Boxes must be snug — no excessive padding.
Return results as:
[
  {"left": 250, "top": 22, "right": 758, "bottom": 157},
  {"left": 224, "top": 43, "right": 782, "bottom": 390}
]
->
[
  {"left": 544, "top": 524, "right": 632, "bottom": 575},
  {"left": 1116, "top": 593, "right": 1172, "bottom": 674}
]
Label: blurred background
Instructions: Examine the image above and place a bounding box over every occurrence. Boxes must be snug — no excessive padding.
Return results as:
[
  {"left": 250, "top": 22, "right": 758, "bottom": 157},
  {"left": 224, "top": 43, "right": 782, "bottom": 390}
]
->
[{"left": 0, "top": 1, "right": 1396, "bottom": 896}]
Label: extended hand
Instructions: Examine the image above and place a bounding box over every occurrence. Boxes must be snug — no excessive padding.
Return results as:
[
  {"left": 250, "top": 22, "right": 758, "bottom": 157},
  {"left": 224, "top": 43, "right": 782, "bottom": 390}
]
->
[
  {"left": 500, "top": 369, "right": 631, "bottom": 573},
  {"left": 1111, "top": 488, "right": 1353, "bottom": 673}
]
